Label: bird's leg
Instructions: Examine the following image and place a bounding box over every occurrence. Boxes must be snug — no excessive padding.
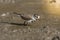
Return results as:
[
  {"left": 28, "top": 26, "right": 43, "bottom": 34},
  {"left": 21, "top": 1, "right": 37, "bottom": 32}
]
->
[
  {"left": 24, "top": 20, "right": 34, "bottom": 26},
  {"left": 24, "top": 21, "right": 28, "bottom": 26}
]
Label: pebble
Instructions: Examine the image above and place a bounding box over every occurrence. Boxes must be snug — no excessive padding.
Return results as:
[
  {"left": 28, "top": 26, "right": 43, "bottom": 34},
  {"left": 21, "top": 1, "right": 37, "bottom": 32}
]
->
[{"left": 1, "top": 13, "right": 6, "bottom": 16}]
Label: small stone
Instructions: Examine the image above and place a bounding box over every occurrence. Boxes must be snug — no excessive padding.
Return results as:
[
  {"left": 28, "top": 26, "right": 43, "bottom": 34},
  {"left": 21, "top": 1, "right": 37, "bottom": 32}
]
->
[
  {"left": 13, "top": 30, "right": 17, "bottom": 32},
  {"left": 1, "top": 13, "right": 6, "bottom": 16}
]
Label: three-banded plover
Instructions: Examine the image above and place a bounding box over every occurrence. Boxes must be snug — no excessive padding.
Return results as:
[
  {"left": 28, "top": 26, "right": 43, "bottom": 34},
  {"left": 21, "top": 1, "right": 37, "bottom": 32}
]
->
[{"left": 13, "top": 12, "right": 40, "bottom": 25}]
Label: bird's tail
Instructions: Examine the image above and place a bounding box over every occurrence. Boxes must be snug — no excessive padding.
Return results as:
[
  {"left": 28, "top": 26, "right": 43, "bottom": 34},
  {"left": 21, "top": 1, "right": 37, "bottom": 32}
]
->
[{"left": 13, "top": 12, "right": 21, "bottom": 16}]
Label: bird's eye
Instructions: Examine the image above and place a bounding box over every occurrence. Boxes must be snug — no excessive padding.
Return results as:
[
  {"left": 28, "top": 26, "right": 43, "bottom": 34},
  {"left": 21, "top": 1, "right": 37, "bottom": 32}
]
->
[{"left": 37, "top": 16, "right": 38, "bottom": 18}]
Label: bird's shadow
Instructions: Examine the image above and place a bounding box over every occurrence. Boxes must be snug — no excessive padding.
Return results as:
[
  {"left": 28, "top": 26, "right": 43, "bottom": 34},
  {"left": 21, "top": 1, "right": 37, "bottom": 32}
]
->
[{"left": 0, "top": 22, "right": 27, "bottom": 26}]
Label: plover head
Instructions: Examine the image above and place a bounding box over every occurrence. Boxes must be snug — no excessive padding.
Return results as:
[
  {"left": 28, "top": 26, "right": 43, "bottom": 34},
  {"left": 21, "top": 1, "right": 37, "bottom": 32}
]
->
[{"left": 33, "top": 14, "right": 40, "bottom": 20}]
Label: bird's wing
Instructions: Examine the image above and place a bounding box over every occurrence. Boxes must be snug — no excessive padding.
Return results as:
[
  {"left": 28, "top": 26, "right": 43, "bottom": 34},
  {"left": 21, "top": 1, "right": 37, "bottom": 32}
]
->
[{"left": 20, "top": 15, "right": 33, "bottom": 20}]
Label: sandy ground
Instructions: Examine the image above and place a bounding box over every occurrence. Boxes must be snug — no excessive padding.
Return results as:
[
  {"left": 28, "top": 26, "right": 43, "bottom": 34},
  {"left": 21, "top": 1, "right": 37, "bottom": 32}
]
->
[{"left": 0, "top": 0, "right": 60, "bottom": 40}]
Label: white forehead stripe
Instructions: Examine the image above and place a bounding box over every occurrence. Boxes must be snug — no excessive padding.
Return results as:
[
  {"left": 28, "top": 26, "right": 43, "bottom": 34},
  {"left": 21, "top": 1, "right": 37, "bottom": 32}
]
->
[{"left": 38, "top": 16, "right": 40, "bottom": 19}]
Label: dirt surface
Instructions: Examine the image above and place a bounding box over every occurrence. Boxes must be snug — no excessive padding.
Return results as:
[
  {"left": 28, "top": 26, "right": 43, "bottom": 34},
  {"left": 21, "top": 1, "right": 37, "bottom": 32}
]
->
[{"left": 0, "top": 0, "right": 60, "bottom": 40}]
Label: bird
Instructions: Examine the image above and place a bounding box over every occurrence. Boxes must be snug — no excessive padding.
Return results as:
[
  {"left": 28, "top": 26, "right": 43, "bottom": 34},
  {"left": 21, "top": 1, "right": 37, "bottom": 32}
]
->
[
  {"left": 50, "top": 0, "right": 56, "bottom": 3},
  {"left": 13, "top": 12, "right": 40, "bottom": 25}
]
